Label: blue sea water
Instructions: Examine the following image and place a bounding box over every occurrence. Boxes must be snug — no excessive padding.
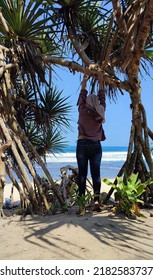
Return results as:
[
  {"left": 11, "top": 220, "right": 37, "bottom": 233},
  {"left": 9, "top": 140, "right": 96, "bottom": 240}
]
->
[
  {"left": 6, "top": 146, "right": 128, "bottom": 183},
  {"left": 42, "top": 145, "right": 128, "bottom": 180}
]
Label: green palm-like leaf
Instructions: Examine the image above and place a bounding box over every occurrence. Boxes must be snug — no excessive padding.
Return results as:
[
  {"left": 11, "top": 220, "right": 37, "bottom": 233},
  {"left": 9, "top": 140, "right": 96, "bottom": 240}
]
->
[
  {"left": 0, "top": 0, "right": 60, "bottom": 84},
  {"left": 38, "top": 86, "right": 71, "bottom": 129},
  {"left": 13, "top": 78, "right": 71, "bottom": 157},
  {"left": 45, "top": 1, "right": 108, "bottom": 57},
  {"left": 39, "top": 126, "right": 67, "bottom": 155},
  {"left": 25, "top": 122, "right": 43, "bottom": 147},
  {"left": 0, "top": 0, "right": 48, "bottom": 39},
  {"left": 25, "top": 122, "right": 67, "bottom": 158}
]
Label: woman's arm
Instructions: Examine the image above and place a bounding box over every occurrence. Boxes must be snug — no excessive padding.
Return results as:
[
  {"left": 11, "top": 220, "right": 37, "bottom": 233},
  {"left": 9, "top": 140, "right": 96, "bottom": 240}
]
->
[
  {"left": 97, "top": 72, "right": 106, "bottom": 109},
  {"left": 77, "top": 75, "right": 88, "bottom": 106}
]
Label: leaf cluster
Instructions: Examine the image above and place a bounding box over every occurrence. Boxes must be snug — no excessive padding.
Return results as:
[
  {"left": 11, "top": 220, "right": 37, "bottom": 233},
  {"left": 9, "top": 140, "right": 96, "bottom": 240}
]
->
[
  {"left": 103, "top": 173, "right": 153, "bottom": 216},
  {"left": 0, "top": 0, "right": 73, "bottom": 156}
]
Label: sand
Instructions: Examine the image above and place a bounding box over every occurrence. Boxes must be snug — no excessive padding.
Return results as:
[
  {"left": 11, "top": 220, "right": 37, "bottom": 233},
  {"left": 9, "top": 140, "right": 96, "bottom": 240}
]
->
[{"left": 0, "top": 183, "right": 153, "bottom": 260}]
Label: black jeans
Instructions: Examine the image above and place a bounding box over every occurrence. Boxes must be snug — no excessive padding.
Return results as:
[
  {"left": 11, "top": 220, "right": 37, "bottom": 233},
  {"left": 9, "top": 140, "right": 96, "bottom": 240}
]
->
[{"left": 76, "top": 139, "right": 102, "bottom": 201}]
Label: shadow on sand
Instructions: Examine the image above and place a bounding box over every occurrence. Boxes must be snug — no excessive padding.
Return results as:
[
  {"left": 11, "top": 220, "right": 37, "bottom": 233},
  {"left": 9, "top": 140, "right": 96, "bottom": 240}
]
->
[{"left": 7, "top": 208, "right": 152, "bottom": 260}]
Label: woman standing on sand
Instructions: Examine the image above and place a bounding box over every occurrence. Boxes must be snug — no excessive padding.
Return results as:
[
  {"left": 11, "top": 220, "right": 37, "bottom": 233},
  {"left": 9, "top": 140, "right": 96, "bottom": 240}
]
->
[{"left": 76, "top": 73, "right": 106, "bottom": 215}]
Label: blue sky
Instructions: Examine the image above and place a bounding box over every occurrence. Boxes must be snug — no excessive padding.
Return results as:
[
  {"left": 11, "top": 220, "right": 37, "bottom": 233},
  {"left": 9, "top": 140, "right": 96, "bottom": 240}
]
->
[{"left": 55, "top": 67, "right": 153, "bottom": 147}]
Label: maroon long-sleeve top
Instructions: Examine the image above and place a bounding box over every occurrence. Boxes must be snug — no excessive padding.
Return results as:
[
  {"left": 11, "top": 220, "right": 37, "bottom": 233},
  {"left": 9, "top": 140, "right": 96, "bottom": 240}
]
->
[{"left": 77, "top": 89, "right": 106, "bottom": 141}]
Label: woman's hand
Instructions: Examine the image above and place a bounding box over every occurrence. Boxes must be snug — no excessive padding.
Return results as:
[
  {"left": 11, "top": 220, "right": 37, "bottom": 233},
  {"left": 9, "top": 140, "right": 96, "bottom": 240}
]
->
[
  {"left": 97, "top": 71, "right": 104, "bottom": 90},
  {"left": 81, "top": 75, "right": 88, "bottom": 89}
]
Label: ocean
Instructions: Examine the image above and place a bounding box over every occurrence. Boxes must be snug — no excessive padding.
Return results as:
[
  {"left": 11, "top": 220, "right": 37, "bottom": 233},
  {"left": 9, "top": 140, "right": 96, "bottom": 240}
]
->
[
  {"left": 36, "top": 146, "right": 128, "bottom": 180},
  {"left": 6, "top": 146, "right": 128, "bottom": 183}
]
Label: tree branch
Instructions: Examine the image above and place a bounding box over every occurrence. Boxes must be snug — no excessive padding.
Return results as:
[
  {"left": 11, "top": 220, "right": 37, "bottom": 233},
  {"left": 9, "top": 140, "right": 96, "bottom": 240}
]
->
[{"left": 43, "top": 55, "right": 132, "bottom": 92}]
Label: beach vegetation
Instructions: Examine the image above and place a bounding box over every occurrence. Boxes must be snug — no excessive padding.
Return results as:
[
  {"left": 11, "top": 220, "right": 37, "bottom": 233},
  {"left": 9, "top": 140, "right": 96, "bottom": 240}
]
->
[
  {"left": 50, "top": 202, "right": 60, "bottom": 215},
  {"left": 75, "top": 192, "right": 93, "bottom": 216},
  {"left": 103, "top": 174, "right": 153, "bottom": 218},
  {"left": 0, "top": 1, "right": 153, "bottom": 217},
  {"left": 75, "top": 192, "right": 93, "bottom": 209}
]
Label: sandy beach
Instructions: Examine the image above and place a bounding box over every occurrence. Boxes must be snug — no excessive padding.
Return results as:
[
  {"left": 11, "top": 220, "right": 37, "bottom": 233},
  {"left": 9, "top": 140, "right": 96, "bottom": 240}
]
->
[{"left": 0, "top": 182, "right": 153, "bottom": 260}]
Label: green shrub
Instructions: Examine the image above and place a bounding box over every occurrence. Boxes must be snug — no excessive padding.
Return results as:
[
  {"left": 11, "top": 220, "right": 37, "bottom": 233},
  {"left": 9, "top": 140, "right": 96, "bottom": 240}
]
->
[{"left": 103, "top": 173, "right": 153, "bottom": 217}]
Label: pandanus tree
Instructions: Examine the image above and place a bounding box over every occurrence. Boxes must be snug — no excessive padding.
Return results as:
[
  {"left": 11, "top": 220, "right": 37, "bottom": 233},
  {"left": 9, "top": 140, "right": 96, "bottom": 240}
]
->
[
  {"left": 0, "top": 0, "right": 153, "bottom": 217},
  {"left": 0, "top": 0, "right": 71, "bottom": 216}
]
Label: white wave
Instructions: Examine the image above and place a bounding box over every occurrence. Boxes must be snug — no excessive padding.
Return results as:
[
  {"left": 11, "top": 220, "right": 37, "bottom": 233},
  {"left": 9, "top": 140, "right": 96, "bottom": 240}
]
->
[
  {"left": 103, "top": 152, "right": 127, "bottom": 161},
  {"left": 45, "top": 151, "right": 127, "bottom": 163}
]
